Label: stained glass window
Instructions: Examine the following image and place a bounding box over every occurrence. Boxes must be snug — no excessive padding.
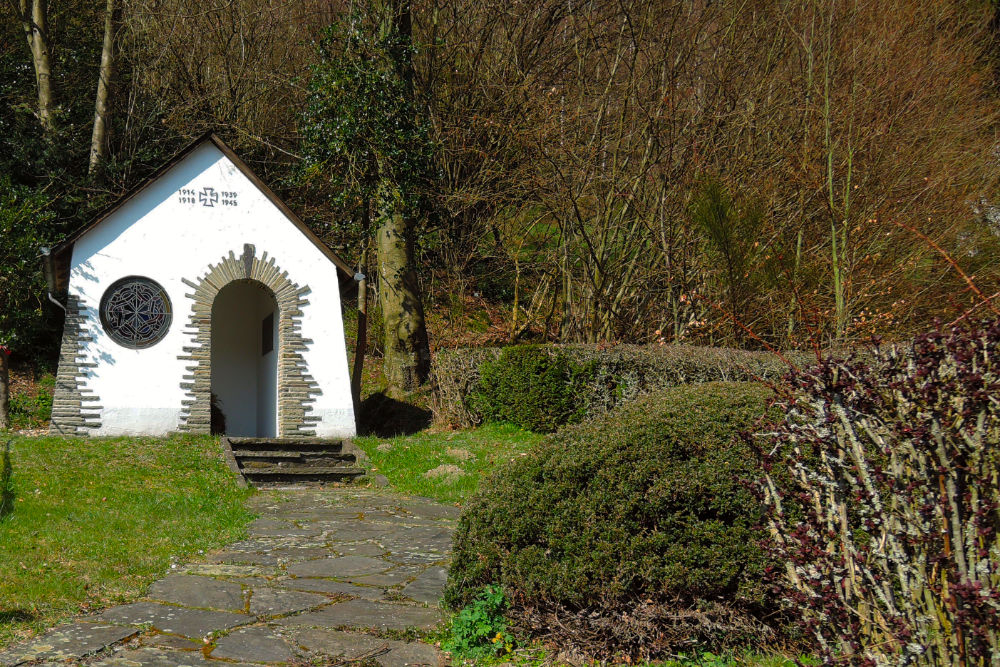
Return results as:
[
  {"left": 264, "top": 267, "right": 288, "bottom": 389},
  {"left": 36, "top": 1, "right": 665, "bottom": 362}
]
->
[{"left": 99, "top": 276, "right": 172, "bottom": 348}]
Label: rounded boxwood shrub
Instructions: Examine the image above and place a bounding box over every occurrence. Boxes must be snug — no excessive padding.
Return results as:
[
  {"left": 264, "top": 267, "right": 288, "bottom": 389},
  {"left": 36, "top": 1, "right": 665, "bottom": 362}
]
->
[{"left": 445, "top": 381, "right": 780, "bottom": 658}]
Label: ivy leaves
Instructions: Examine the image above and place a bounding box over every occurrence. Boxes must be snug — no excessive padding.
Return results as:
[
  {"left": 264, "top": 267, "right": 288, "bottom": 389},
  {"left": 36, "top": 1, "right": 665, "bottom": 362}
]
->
[
  {"left": 0, "top": 177, "right": 56, "bottom": 349},
  {"left": 300, "top": 8, "right": 435, "bottom": 239}
]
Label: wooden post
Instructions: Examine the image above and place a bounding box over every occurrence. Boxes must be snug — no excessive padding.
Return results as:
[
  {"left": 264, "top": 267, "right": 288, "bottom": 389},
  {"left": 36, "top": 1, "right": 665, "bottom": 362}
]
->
[
  {"left": 0, "top": 346, "right": 10, "bottom": 430},
  {"left": 350, "top": 269, "right": 368, "bottom": 423}
]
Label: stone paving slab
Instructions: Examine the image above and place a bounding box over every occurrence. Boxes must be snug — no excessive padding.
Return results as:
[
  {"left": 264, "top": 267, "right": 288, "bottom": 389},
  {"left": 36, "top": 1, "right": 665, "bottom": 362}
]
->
[
  {"left": 380, "top": 526, "right": 454, "bottom": 553},
  {"left": 286, "top": 555, "right": 392, "bottom": 578},
  {"left": 210, "top": 626, "right": 294, "bottom": 663},
  {"left": 140, "top": 634, "right": 204, "bottom": 651},
  {"left": 387, "top": 550, "right": 450, "bottom": 566},
  {"left": 266, "top": 546, "right": 333, "bottom": 561},
  {"left": 308, "top": 521, "right": 396, "bottom": 540},
  {"left": 91, "top": 648, "right": 253, "bottom": 666},
  {"left": 401, "top": 567, "right": 449, "bottom": 605},
  {"left": 337, "top": 541, "right": 390, "bottom": 558},
  {"left": 1, "top": 488, "right": 456, "bottom": 666},
  {"left": 391, "top": 501, "right": 462, "bottom": 522},
  {"left": 291, "top": 628, "right": 389, "bottom": 661},
  {"left": 249, "top": 525, "right": 320, "bottom": 538},
  {"left": 147, "top": 574, "right": 245, "bottom": 611},
  {"left": 276, "top": 599, "right": 444, "bottom": 632},
  {"left": 226, "top": 539, "right": 291, "bottom": 553},
  {"left": 291, "top": 628, "right": 444, "bottom": 667},
  {"left": 276, "top": 577, "right": 387, "bottom": 599},
  {"left": 208, "top": 551, "right": 282, "bottom": 566},
  {"left": 248, "top": 518, "right": 291, "bottom": 532},
  {"left": 99, "top": 602, "right": 252, "bottom": 639},
  {"left": 0, "top": 623, "right": 137, "bottom": 666},
  {"left": 378, "top": 640, "right": 446, "bottom": 667},
  {"left": 246, "top": 587, "right": 329, "bottom": 616},
  {"left": 181, "top": 563, "right": 281, "bottom": 578},
  {"left": 347, "top": 564, "right": 425, "bottom": 587}
]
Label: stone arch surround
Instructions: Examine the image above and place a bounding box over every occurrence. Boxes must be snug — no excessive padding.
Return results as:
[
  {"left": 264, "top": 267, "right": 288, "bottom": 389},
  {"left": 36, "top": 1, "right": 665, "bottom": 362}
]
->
[{"left": 178, "top": 244, "right": 321, "bottom": 436}]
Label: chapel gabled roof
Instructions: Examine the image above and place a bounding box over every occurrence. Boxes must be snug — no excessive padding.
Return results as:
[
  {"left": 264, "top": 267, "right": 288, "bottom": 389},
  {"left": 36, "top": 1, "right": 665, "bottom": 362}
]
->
[{"left": 49, "top": 132, "right": 353, "bottom": 293}]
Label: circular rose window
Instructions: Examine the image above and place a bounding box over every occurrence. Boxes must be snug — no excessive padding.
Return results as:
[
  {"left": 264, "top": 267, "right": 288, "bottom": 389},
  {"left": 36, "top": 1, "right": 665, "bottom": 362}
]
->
[{"left": 99, "top": 276, "right": 172, "bottom": 349}]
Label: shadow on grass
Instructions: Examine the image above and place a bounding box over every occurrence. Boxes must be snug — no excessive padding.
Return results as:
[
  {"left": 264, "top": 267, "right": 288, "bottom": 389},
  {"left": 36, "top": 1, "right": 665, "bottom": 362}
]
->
[
  {"left": 358, "top": 392, "right": 432, "bottom": 437},
  {"left": 0, "top": 610, "right": 34, "bottom": 626},
  {"left": 1, "top": 439, "right": 13, "bottom": 521}
]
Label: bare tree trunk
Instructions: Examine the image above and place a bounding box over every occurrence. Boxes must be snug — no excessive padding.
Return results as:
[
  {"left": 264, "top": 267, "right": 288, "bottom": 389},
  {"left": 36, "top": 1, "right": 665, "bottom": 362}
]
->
[
  {"left": 0, "top": 350, "right": 9, "bottom": 431},
  {"left": 377, "top": 195, "right": 431, "bottom": 393},
  {"left": 89, "top": 0, "right": 116, "bottom": 177},
  {"left": 17, "top": 0, "right": 55, "bottom": 133}
]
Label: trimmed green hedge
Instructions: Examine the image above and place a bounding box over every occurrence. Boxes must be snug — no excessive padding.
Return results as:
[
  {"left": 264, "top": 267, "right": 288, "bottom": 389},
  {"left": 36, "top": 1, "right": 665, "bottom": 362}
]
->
[
  {"left": 433, "top": 343, "right": 806, "bottom": 431},
  {"left": 466, "top": 346, "right": 595, "bottom": 432},
  {"left": 444, "top": 381, "right": 782, "bottom": 658}
]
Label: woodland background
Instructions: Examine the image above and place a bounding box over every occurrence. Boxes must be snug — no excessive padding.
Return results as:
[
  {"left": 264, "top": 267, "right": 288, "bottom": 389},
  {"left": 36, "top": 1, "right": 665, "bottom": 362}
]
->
[
  {"left": 4, "top": 5, "right": 1000, "bottom": 657},
  {"left": 5, "top": 0, "right": 1000, "bottom": 366}
]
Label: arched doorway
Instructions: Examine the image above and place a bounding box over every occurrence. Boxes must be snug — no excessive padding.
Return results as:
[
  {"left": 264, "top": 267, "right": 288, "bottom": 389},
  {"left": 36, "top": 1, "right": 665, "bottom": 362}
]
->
[
  {"left": 178, "top": 245, "right": 319, "bottom": 436},
  {"left": 210, "top": 280, "right": 279, "bottom": 437}
]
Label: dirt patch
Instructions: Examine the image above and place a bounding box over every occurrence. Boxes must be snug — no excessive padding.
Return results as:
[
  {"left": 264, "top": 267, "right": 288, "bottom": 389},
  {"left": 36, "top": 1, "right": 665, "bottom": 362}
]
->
[
  {"left": 423, "top": 464, "right": 467, "bottom": 481},
  {"left": 6, "top": 366, "right": 55, "bottom": 431}
]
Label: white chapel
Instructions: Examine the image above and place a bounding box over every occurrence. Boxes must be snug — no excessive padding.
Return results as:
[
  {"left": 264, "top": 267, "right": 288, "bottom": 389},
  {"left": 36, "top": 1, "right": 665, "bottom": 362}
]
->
[{"left": 46, "top": 133, "right": 356, "bottom": 439}]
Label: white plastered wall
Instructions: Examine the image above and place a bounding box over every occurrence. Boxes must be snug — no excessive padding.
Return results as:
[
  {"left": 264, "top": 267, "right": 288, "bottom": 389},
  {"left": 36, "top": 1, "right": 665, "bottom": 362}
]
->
[{"left": 67, "top": 142, "right": 356, "bottom": 437}]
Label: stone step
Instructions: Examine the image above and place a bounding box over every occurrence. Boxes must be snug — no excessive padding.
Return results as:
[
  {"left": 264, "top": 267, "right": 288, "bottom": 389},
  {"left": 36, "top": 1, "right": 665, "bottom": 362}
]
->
[
  {"left": 241, "top": 466, "right": 367, "bottom": 485},
  {"left": 241, "top": 464, "right": 365, "bottom": 476},
  {"left": 231, "top": 450, "right": 304, "bottom": 459},
  {"left": 226, "top": 437, "right": 344, "bottom": 448},
  {"left": 221, "top": 436, "right": 366, "bottom": 488},
  {"left": 231, "top": 442, "right": 345, "bottom": 454},
  {"left": 240, "top": 456, "right": 355, "bottom": 470},
  {"left": 238, "top": 452, "right": 356, "bottom": 464}
]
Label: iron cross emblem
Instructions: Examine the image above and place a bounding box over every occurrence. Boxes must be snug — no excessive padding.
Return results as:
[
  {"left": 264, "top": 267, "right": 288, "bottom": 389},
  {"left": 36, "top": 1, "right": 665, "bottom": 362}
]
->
[{"left": 199, "top": 187, "right": 219, "bottom": 207}]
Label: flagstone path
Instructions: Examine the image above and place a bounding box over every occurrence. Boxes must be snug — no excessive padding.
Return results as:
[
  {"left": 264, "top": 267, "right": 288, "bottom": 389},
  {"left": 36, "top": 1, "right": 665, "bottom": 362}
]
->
[{"left": 0, "top": 488, "right": 458, "bottom": 666}]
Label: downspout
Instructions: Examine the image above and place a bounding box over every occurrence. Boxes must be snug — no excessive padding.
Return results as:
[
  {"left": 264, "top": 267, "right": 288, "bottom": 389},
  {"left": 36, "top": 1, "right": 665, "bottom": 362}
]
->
[
  {"left": 350, "top": 268, "right": 368, "bottom": 425},
  {"left": 39, "top": 246, "right": 66, "bottom": 313}
]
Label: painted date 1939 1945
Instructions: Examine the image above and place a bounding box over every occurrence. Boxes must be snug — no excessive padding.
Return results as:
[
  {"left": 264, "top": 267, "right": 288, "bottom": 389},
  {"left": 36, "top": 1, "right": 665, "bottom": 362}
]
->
[{"left": 177, "top": 187, "right": 239, "bottom": 207}]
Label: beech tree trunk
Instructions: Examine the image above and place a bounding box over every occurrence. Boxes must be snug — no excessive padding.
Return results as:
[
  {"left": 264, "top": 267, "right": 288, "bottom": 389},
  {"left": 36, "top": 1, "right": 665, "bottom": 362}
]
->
[
  {"left": 18, "top": 0, "right": 55, "bottom": 133},
  {"left": 89, "top": 0, "right": 116, "bottom": 176},
  {"left": 377, "top": 196, "right": 430, "bottom": 392},
  {"left": 0, "top": 351, "right": 9, "bottom": 431},
  {"left": 374, "top": 0, "right": 431, "bottom": 394}
]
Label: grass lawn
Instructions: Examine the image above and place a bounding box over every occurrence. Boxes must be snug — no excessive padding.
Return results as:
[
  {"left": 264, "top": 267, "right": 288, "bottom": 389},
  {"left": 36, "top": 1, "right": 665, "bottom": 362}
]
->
[
  {"left": 355, "top": 423, "right": 545, "bottom": 504},
  {"left": 0, "top": 433, "right": 254, "bottom": 649}
]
